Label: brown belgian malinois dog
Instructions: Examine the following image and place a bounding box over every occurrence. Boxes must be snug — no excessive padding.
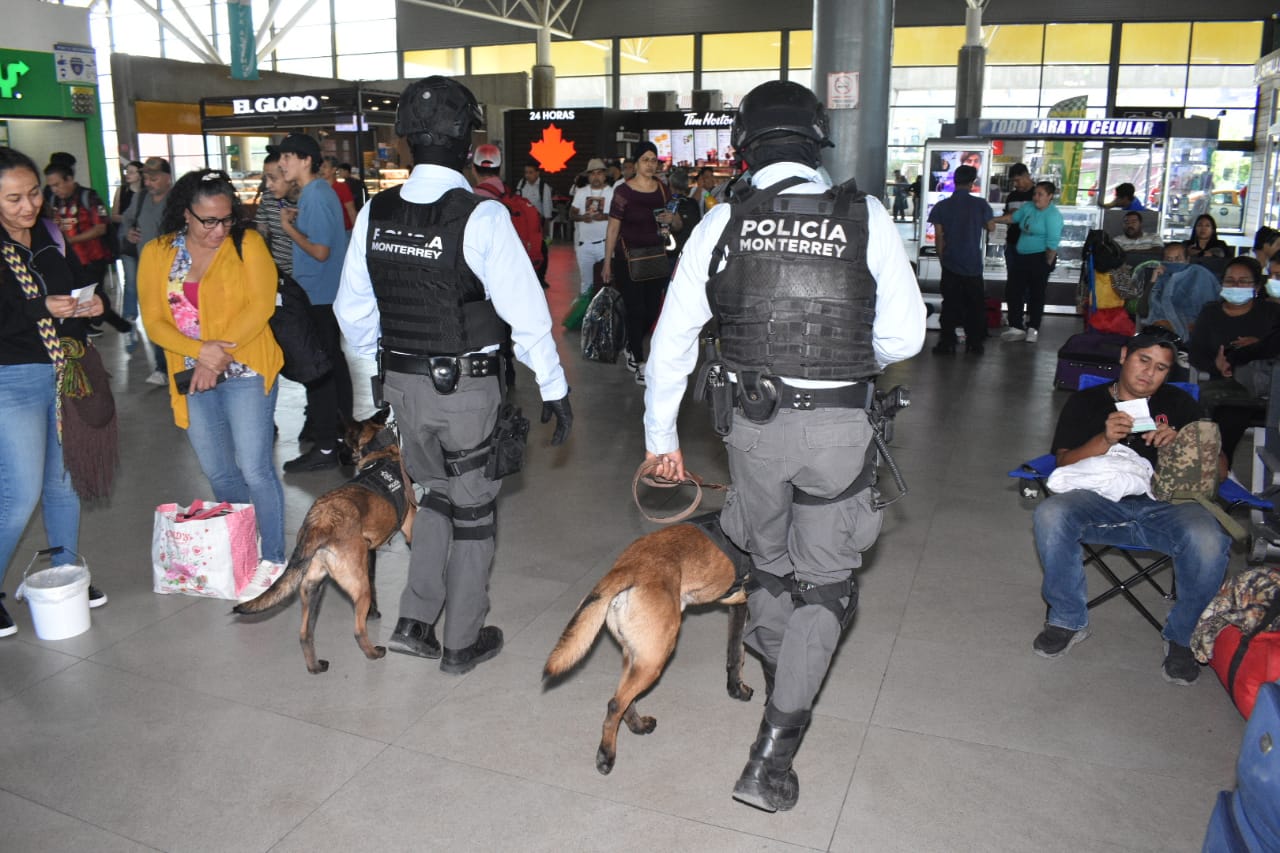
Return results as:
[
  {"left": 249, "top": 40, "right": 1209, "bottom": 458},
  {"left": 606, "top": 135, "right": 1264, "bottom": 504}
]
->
[
  {"left": 234, "top": 410, "right": 415, "bottom": 674},
  {"left": 544, "top": 518, "right": 755, "bottom": 775}
]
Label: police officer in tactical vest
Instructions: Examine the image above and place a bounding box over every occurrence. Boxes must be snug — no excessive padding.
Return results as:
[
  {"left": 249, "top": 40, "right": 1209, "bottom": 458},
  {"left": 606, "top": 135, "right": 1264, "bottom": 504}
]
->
[
  {"left": 334, "top": 77, "right": 573, "bottom": 675},
  {"left": 642, "top": 80, "right": 925, "bottom": 811}
]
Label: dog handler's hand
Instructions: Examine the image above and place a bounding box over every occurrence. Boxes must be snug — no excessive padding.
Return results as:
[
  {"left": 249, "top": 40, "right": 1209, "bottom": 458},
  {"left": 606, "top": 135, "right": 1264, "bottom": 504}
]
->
[
  {"left": 541, "top": 394, "right": 573, "bottom": 446},
  {"left": 646, "top": 449, "right": 687, "bottom": 483}
]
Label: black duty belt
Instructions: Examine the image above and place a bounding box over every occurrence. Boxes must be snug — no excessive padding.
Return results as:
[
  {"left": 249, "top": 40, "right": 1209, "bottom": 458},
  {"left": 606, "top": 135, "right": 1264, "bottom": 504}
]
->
[
  {"left": 383, "top": 352, "right": 500, "bottom": 379},
  {"left": 732, "top": 378, "right": 874, "bottom": 411}
]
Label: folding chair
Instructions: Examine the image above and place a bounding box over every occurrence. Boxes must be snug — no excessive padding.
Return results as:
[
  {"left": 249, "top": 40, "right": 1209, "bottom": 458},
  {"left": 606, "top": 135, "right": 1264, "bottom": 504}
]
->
[{"left": 1008, "top": 373, "right": 1270, "bottom": 632}]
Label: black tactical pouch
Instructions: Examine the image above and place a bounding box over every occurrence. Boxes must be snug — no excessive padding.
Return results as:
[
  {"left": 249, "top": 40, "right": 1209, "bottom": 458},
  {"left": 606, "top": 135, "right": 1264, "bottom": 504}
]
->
[
  {"left": 737, "top": 370, "right": 780, "bottom": 424},
  {"left": 483, "top": 403, "right": 531, "bottom": 480},
  {"left": 430, "top": 357, "right": 461, "bottom": 394}
]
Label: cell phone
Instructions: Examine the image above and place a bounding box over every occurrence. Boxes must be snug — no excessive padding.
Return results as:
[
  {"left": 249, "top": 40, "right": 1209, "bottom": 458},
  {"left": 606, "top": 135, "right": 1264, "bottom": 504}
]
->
[{"left": 172, "top": 368, "right": 227, "bottom": 395}]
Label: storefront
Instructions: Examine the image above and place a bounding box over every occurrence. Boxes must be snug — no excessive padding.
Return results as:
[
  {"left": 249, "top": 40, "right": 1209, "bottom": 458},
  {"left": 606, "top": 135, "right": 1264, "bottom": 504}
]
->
[
  {"left": 0, "top": 41, "right": 108, "bottom": 199},
  {"left": 199, "top": 86, "right": 403, "bottom": 206}
]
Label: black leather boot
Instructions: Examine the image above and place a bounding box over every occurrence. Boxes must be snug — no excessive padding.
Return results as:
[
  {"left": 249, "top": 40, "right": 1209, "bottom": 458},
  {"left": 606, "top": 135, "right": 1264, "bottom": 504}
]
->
[
  {"left": 732, "top": 704, "right": 810, "bottom": 812},
  {"left": 385, "top": 617, "right": 441, "bottom": 659}
]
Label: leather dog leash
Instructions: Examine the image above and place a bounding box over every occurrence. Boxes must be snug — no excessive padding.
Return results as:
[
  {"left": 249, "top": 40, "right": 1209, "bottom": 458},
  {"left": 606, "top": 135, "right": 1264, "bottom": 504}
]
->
[{"left": 631, "top": 458, "right": 728, "bottom": 524}]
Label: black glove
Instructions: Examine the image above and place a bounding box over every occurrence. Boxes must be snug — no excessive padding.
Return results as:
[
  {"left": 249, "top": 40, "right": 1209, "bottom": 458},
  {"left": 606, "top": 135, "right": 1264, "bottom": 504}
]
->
[{"left": 540, "top": 394, "right": 573, "bottom": 446}]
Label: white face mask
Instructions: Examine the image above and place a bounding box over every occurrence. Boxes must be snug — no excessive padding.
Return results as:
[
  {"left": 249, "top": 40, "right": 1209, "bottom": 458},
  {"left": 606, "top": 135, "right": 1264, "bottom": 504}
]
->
[
  {"left": 1267, "top": 279, "right": 1280, "bottom": 298},
  {"left": 1221, "top": 287, "right": 1256, "bottom": 305}
]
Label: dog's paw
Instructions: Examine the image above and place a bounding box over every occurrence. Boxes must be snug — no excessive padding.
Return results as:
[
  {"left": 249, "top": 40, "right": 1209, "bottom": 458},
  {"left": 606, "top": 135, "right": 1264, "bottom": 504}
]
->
[
  {"left": 628, "top": 715, "right": 656, "bottom": 735},
  {"left": 308, "top": 659, "right": 330, "bottom": 674},
  {"left": 595, "top": 746, "right": 615, "bottom": 775},
  {"left": 367, "top": 607, "right": 381, "bottom": 620},
  {"left": 372, "top": 645, "right": 386, "bottom": 659},
  {"left": 728, "top": 681, "right": 754, "bottom": 702}
]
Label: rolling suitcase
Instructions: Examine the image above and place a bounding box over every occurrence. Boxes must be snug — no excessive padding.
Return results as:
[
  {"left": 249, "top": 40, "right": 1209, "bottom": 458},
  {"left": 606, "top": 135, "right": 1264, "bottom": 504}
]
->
[{"left": 1053, "top": 330, "right": 1127, "bottom": 390}]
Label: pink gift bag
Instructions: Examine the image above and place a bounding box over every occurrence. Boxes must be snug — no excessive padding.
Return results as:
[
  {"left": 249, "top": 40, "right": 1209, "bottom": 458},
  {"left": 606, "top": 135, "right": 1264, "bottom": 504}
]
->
[{"left": 151, "top": 501, "right": 260, "bottom": 599}]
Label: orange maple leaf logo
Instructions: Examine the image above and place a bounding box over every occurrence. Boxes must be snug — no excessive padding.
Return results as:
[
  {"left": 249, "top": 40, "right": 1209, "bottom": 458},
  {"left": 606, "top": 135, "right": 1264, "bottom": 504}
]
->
[{"left": 529, "top": 124, "right": 576, "bottom": 173}]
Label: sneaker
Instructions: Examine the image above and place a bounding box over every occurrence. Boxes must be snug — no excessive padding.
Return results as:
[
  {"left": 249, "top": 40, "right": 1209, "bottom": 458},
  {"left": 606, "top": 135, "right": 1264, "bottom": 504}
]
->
[
  {"left": 1025, "top": 327, "right": 1039, "bottom": 343},
  {"left": 88, "top": 585, "right": 108, "bottom": 608},
  {"left": 283, "top": 445, "right": 339, "bottom": 473},
  {"left": 440, "top": 625, "right": 504, "bottom": 674},
  {"left": 0, "top": 593, "right": 16, "bottom": 638},
  {"left": 625, "top": 353, "right": 639, "bottom": 374},
  {"left": 1000, "top": 327, "right": 1027, "bottom": 342},
  {"left": 634, "top": 363, "right": 646, "bottom": 385},
  {"left": 145, "top": 370, "right": 167, "bottom": 386},
  {"left": 386, "top": 617, "right": 442, "bottom": 659},
  {"left": 1033, "top": 623, "right": 1090, "bottom": 658},
  {"left": 238, "top": 560, "right": 285, "bottom": 603},
  {"left": 1162, "top": 641, "right": 1200, "bottom": 685}
]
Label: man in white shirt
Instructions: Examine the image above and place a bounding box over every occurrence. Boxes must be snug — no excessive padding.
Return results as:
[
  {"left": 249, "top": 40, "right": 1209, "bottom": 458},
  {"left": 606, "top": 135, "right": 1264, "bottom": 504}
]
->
[
  {"left": 334, "top": 77, "right": 572, "bottom": 676},
  {"left": 570, "top": 158, "right": 614, "bottom": 295},
  {"left": 642, "top": 80, "right": 924, "bottom": 814},
  {"left": 1114, "top": 210, "right": 1163, "bottom": 252}
]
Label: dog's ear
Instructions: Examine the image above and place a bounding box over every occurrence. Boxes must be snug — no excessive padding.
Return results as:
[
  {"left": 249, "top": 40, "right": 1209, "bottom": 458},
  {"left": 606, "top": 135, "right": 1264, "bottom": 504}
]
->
[{"left": 371, "top": 406, "right": 391, "bottom": 427}]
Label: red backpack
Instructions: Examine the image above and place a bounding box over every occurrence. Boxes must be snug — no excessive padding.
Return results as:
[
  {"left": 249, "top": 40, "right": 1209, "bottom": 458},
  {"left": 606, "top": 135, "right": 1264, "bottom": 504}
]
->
[{"left": 498, "top": 190, "right": 544, "bottom": 266}]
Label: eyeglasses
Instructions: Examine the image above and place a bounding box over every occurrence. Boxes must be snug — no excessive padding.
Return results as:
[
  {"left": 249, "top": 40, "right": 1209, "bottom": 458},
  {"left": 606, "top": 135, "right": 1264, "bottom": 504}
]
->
[
  {"left": 187, "top": 207, "right": 236, "bottom": 230},
  {"left": 1222, "top": 277, "right": 1258, "bottom": 287}
]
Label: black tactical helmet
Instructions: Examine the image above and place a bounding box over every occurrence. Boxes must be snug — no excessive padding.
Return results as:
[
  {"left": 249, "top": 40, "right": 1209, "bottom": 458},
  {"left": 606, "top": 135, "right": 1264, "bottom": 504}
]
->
[
  {"left": 731, "top": 80, "right": 833, "bottom": 154},
  {"left": 395, "top": 76, "right": 483, "bottom": 145}
]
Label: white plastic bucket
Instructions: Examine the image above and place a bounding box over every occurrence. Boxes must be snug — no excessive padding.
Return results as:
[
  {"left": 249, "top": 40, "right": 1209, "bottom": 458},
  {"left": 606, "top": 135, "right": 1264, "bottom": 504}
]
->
[{"left": 17, "top": 552, "right": 91, "bottom": 641}]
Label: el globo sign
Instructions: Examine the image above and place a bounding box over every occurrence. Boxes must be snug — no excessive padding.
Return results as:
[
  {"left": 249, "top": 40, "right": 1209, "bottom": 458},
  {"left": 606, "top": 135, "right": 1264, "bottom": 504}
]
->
[{"left": 232, "top": 94, "right": 319, "bottom": 115}]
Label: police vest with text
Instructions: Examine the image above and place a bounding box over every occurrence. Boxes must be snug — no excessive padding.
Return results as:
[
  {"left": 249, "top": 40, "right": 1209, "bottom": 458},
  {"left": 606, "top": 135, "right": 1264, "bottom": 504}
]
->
[
  {"left": 707, "top": 180, "right": 878, "bottom": 381},
  {"left": 365, "top": 187, "right": 506, "bottom": 356}
]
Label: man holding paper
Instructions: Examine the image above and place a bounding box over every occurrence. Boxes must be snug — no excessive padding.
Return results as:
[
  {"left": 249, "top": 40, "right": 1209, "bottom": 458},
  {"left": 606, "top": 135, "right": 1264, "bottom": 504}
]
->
[{"left": 1030, "top": 328, "right": 1230, "bottom": 685}]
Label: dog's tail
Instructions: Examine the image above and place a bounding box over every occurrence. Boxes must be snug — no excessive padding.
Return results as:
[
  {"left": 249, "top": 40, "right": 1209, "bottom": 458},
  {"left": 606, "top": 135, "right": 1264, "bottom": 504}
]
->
[
  {"left": 544, "top": 578, "right": 627, "bottom": 679},
  {"left": 232, "top": 535, "right": 313, "bottom": 614}
]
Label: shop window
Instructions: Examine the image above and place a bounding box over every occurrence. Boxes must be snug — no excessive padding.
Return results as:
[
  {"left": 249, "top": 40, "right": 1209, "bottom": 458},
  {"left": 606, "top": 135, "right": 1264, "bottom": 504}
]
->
[
  {"left": 789, "top": 31, "right": 812, "bottom": 72},
  {"left": 890, "top": 67, "right": 957, "bottom": 107},
  {"left": 985, "top": 25, "right": 1044, "bottom": 66},
  {"left": 889, "top": 106, "right": 954, "bottom": 147},
  {"left": 700, "top": 71, "right": 777, "bottom": 108},
  {"left": 471, "top": 43, "right": 536, "bottom": 76},
  {"left": 1115, "top": 65, "right": 1191, "bottom": 106},
  {"left": 1044, "top": 23, "right": 1112, "bottom": 65},
  {"left": 403, "top": 48, "right": 465, "bottom": 77},
  {"left": 555, "top": 76, "right": 608, "bottom": 108},
  {"left": 892, "top": 26, "right": 965, "bottom": 68},
  {"left": 1119, "top": 22, "right": 1190, "bottom": 65},
  {"left": 618, "top": 72, "right": 693, "bottom": 110},
  {"left": 983, "top": 66, "right": 1043, "bottom": 108},
  {"left": 549, "top": 41, "right": 615, "bottom": 77},
  {"left": 618, "top": 35, "right": 692, "bottom": 74},
  {"left": 702, "top": 32, "right": 781, "bottom": 72},
  {"left": 1192, "top": 21, "right": 1264, "bottom": 65},
  {"left": 337, "top": 52, "right": 397, "bottom": 81}
]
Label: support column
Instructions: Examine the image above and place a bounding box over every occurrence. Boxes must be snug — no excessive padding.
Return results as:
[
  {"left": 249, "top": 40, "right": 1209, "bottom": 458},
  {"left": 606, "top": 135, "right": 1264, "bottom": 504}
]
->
[
  {"left": 954, "top": 2, "right": 987, "bottom": 129},
  {"left": 812, "top": 0, "right": 893, "bottom": 193},
  {"left": 532, "top": 23, "right": 555, "bottom": 108}
]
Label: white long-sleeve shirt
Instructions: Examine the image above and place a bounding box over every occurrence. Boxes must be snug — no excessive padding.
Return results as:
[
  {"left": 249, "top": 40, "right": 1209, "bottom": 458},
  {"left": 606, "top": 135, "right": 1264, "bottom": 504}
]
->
[
  {"left": 643, "top": 161, "right": 926, "bottom": 454},
  {"left": 334, "top": 164, "right": 568, "bottom": 402}
]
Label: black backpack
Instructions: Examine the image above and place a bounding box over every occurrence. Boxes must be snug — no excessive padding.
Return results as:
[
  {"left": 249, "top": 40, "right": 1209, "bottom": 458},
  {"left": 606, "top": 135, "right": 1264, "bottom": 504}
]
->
[{"left": 1084, "top": 229, "right": 1126, "bottom": 273}]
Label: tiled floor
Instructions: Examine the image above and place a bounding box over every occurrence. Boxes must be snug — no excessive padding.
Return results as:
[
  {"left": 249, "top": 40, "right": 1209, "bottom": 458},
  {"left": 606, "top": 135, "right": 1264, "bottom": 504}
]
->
[{"left": 0, "top": 246, "right": 1249, "bottom": 852}]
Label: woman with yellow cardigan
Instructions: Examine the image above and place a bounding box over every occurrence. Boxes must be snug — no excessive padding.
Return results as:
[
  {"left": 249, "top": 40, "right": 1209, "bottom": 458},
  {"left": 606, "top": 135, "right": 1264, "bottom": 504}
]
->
[{"left": 139, "top": 170, "right": 287, "bottom": 590}]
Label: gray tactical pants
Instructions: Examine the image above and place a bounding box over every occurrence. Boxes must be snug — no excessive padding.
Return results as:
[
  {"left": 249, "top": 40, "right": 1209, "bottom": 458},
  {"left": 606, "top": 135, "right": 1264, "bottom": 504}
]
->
[
  {"left": 384, "top": 371, "right": 502, "bottom": 651},
  {"left": 720, "top": 406, "right": 883, "bottom": 714}
]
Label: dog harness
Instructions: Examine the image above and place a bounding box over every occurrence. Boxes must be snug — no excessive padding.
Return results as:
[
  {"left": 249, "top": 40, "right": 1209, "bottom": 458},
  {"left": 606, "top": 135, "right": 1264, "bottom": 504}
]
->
[
  {"left": 684, "top": 511, "right": 752, "bottom": 602},
  {"left": 349, "top": 455, "right": 411, "bottom": 527}
]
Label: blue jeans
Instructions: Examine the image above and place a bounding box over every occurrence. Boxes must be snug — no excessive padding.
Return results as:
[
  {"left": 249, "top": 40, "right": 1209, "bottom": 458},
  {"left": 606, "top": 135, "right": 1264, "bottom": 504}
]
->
[
  {"left": 120, "top": 255, "right": 139, "bottom": 320},
  {"left": 184, "top": 375, "right": 285, "bottom": 563},
  {"left": 0, "top": 363, "right": 81, "bottom": 586},
  {"left": 1033, "top": 490, "right": 1230, "bottom": 646}
]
